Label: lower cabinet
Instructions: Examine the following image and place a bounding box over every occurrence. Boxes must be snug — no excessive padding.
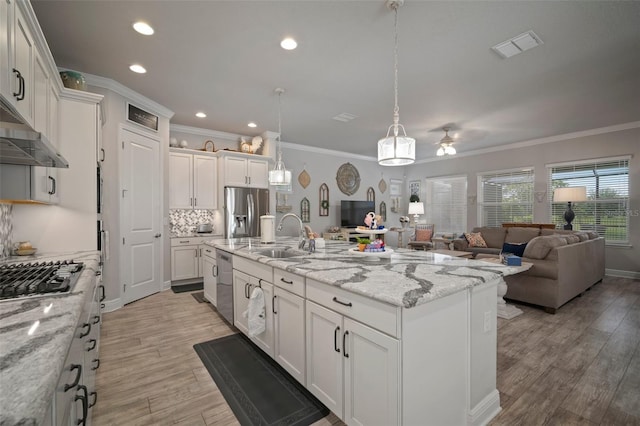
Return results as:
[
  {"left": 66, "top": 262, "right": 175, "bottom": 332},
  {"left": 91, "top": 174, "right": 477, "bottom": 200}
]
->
[
  {"left": 202, "top": 246, "right": 217, "bottom": 306},
  {"left": 273, "top": 286, "right": 306, "bottom": 385},
  {"left": 306, "top": 300, "right": 400, "bottom": 424},
  {"left": 170, "top": 237, "right": 216, "bottom": 282}
]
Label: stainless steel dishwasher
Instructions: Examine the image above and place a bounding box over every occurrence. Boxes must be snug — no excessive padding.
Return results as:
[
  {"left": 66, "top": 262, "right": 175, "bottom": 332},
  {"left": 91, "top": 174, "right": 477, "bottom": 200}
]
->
[{"left": 216, "top": 250, "right": 234, "bottom": 324}]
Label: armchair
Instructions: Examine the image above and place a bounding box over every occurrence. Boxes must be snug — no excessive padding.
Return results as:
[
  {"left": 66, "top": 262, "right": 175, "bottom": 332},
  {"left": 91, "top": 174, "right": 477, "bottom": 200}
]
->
[{"left": 407, "top": 224, "right": 435, "bottom": 251}]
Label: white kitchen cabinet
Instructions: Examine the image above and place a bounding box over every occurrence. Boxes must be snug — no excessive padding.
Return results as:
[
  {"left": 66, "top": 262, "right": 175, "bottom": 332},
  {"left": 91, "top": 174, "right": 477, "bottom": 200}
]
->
[
  {"left": 171, "top": 245, "right": 200, "bottom": 281},
  {"left": 233, "top": 257, "right": 275, "bottom": 357},
  {"left": 8, "top": 2, "right": 34, "bottom": 126},
  {"left": 0, "top": 0, "right": 11, "bottom": 98},
  {"left": 306, "top": 301, "right": 400, "bottom": 424},
  {"left": 202, "top": 246, "right": 217, "bottom": 306},
  {"left": 274, "top": 285, "right": 306, "bottom": 385},
  {"left": 220, "top": 152, "right": 269, "bottom": 188},
  {"left": 169, "top": 149, "right": 217, "bottom": 210}
]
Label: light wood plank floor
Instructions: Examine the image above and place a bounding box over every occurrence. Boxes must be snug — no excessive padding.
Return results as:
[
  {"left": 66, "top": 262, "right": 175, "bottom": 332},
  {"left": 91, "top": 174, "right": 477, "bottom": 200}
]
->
[{"left": 93, "top": 276, "right": 640, "bottom": 426}]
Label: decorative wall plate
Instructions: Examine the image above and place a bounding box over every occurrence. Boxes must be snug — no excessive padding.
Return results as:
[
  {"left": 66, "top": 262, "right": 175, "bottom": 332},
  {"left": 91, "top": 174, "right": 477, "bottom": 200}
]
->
[
  {"left": 298, "top": 169, "right": 311, "bottom": 189},
  {"left": 336, "top": 162, "right": 360, "bottom": 196},
  {"left": 379, "top": 178, "right": 387, "bottom": 194}
]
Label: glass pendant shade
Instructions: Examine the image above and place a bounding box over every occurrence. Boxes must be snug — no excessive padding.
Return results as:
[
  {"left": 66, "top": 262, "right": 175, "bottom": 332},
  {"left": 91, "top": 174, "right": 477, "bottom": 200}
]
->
[
  {"left": 378, "top": 124, "right": 415, "bottom": 166},
  {"left": 269, "top": 153, "right": 291, "bottom": 186}
]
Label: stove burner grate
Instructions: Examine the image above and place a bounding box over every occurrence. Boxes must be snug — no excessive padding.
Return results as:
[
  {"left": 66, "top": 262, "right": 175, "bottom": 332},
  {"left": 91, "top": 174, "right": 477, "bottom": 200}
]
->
[{"left": 0, "top": 261, "right": 84, "bottom": 301}]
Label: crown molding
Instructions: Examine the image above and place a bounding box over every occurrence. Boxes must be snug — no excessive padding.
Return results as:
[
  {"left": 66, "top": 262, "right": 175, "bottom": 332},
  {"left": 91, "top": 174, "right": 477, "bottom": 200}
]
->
[
  {"left": 170, "top": 124, "right": 251, "bottom": 141},
  {"left": 59, "top": 88, "right": 104, "bottom": 104},
  {"left": 76, "top": 71, "right": 174, "bottom": 119},
  {"left": 280, "top": 140, "right": 378, "bottom": 162},
  {"left": 414, "top": 121, "right": 640, "bottom": 164}
]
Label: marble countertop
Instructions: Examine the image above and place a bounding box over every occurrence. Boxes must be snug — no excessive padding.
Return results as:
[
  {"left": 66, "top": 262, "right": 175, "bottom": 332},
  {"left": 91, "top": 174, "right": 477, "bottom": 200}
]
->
[
  {"left": 206, "top": 238, "right": 524, "bottom": 309},
  {"left": 170, "top": 232, "right": 224, "bottom": 238},
  {"left": 0, "top": 251, "right": 101, "bottom": 426}
]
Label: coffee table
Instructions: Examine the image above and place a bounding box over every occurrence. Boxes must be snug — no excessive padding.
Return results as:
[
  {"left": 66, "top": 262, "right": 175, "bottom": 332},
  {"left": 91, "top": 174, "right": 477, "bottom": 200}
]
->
[
  {"left": 480, "top": 257, "right": 533, "bottom": 319},
  {"left": 429, "top": 249, "right": 473, "bottom": 258}
]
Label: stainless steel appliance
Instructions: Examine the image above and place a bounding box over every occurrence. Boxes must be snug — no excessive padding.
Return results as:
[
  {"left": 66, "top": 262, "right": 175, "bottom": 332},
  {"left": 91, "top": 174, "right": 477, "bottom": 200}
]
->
[
  {"left": 0, "top": 261, "right": 85, "bottom": 301},
  {"left": 216, "top": 250, "right": 234, "bottom": 324},
  {"left": 224, "top": 187, "right": 269, "bottom": 238}
]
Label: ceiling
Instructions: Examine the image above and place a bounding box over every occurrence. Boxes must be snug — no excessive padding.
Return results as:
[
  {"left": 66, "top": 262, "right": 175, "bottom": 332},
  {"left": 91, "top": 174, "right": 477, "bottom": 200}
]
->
[{"left": 31, "top": 1, "right": 640, "bottom": 161}]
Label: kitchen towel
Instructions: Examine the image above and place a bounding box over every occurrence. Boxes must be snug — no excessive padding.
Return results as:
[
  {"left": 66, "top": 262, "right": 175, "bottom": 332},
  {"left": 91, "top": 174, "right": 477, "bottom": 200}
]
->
[{"left": 245, "top": 287, "right": 266, "bottom": 336}]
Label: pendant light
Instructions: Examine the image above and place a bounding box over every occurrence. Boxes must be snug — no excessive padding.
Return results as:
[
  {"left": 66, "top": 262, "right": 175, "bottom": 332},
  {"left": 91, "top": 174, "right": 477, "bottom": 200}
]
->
[
  {"left": 378, "top": 0, "right": 415, "bottom": 166},
  {"left": 269, "top": 88, "right": 292, "bottom": 187}
]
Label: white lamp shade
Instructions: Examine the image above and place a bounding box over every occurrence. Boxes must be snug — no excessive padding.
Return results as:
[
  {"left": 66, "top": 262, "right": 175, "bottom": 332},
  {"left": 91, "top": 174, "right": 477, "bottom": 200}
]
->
[
  {"left": 268, "top": 169, "right": 292, "bottom": 186},
  {"left": 408, "top": 202, "right": 424, "bottom": 215},
  {"left": 553, "top": 186, "right": 587, "bottom": 202},
  {"left": 378, "top": 135, "right": 415, "bottom": 166}
]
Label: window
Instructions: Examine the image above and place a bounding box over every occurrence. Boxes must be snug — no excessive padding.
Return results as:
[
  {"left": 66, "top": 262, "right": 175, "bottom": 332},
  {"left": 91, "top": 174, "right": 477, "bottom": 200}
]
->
[
  {"left": 548, "top": 157, "right": 630, "bottom": 243},
  {"left": 478, "top": 168, "right": 534, "bottom": 227},
  {"left": 424, "top": 175, "right": 467, "bottom": 235}
]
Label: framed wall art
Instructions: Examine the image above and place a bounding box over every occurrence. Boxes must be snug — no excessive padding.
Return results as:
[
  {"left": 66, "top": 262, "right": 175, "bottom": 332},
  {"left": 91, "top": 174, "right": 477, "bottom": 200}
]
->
[{"left": 389, "top": 179, "right": 402, "bottom": 196}]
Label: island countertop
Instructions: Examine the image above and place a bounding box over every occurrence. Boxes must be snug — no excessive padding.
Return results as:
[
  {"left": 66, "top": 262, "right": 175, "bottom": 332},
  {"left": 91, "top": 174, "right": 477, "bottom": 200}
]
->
[
  {"left": 0, "top": 251, "right": 101, "bottom": 426},
  {"left": 207, "top": 238, "right": 522, "bottom": 309}
]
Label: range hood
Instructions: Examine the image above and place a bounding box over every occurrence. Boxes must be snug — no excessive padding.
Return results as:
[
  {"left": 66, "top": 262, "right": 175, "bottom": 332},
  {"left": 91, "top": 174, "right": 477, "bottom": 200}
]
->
[{"left": 0, "top": 95, "right": 69, "bottom": 168}]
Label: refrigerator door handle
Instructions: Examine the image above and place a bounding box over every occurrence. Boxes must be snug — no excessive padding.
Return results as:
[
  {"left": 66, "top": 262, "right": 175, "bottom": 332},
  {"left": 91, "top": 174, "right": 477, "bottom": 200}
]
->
[{"left": 247, "top": 193, "right": 254, "bottom": 233}]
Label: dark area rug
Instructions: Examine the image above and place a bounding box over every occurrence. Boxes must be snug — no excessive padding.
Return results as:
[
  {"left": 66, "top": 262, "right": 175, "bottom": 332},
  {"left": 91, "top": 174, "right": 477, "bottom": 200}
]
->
[
  {"left": 194, "top": 333, "right": 329, "bottom": 426},
  {"left": 192, "top": 291, "right": 206, "bottom": 303},
  {"left": 171, "top": 283, "right": 203, "bottom": 293}
]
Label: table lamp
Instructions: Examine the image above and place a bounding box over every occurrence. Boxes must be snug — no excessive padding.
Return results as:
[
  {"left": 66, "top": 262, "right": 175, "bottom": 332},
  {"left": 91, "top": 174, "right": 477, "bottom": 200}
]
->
[
  {"left": 408, "top": 202, "right": 424, "bottom": 223},
  {"left": 553, "top": 187, "right": 587, "bottom": 230}
]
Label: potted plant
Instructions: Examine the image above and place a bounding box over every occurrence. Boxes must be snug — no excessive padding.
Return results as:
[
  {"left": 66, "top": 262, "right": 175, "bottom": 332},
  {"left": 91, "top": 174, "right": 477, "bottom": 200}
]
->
[
  {"left": 410, "top": 194, "right": 420, "bottom": 203},
  {"left": 357, "top": 237, "right": 371, "bottom": 252}
]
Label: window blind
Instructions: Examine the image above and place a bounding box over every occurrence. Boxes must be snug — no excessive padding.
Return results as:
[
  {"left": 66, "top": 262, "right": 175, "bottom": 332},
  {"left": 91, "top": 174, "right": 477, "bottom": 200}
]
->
[
  {"left": 478, "top": 169, "right": 534, "bottom": 227},
  {"left": 424, "top": 176, "right": 467, "bottom": 235},
  {"left": 548, "top": 157, "right": 630, "bottom": 243}
]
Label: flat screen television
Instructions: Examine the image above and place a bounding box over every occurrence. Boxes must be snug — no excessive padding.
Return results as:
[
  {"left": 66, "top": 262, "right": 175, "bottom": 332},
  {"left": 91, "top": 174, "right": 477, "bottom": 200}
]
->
[{"left": 340, "top": 200, "right": 375, "bottom": 228}]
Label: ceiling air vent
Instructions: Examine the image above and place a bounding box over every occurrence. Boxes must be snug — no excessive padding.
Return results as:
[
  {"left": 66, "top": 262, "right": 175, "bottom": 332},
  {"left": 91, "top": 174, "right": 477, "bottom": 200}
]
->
[
  {"left": 332, "top": 113, "right": 357, "bottom": 123},
  {"left": 492, "top": 30, "right": 543, "bottom": 59}
]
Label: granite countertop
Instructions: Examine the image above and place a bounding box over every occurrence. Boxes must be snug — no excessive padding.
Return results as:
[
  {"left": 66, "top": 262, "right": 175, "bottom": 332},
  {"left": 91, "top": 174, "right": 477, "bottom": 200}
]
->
[
  {"left": 0, "top": 251, "right": 101, "bottom": 426},
  {"left": 170, "top": 232, "right": 224, "bottom": 238},
  {"left": 206, "top": 238, "right": 523, "bottom": 309}
]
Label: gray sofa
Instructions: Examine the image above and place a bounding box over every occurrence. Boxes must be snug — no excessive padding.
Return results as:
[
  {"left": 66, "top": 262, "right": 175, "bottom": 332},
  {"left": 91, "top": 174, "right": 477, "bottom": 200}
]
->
[{"left": 453, "top": 227, "right": 605, "bottom": 313}]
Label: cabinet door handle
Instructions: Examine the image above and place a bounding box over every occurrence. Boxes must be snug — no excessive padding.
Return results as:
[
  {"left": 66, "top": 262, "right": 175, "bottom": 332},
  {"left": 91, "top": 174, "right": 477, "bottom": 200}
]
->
[
  {"left": 334, "top": 326, "right": 341, "bottom": 353},
  {"left": 332, "top": 297, "right": 353, "bottom": 307},
  {"left": 92, "top": 358, "right": 100, "bottom": 371},
  {"left": 194, "top": 197, "right": 197, "bottom": 206},
  {"left": 75, "top": 385, "right": 88, "bottom": 426},
  {"left": 48, "top": 176, "right": 56, "bottom": 195},
  {"left": 12, "top": 68, "right": 25, "bottom": 100},
  {"left": 99, "top": 284, "right": 105, "bottom": 302},
  {"left": 213, "top": 265, "right": 218, "bottom": 277},
  {"left": 89, "top": 391, "right": 98, "bottom": 408},
  {"left": 190, "top": 197, "right": 193, "bottom": 207},
  {"left": 92, "top": 315, "right": 100, "bottom": 325},
  {"left": 244, "top": 283, "right": 250, "bottom": 299},
  {"left": 280, "top": 277, "right": 293, "bottom": 285},
  {"left": 64, "top": 364, "right": 82, "bottom": 391},
  {"left": 154, "top": 233, "right": 162, "bottom": 238},
  {"left": 86, "top": 339, "right": 97, "bottom": 351},
  {"left": 79, "top": 323, "right": 91, "bottom": 338},
  {"left": 272, "top": 295, "right": 277, "bottom": 314},
  {"left": 343, "top": 331, "right": 349, "bottom": 358},
  {"left": 100, "top": 148, "right": 105, "bottom": 162}
]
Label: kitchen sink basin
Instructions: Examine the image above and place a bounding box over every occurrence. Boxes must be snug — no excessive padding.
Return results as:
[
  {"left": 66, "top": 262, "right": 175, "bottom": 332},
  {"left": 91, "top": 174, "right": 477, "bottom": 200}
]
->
[{"left": 257, "top": 248, "right": 305, "bottom": 258}]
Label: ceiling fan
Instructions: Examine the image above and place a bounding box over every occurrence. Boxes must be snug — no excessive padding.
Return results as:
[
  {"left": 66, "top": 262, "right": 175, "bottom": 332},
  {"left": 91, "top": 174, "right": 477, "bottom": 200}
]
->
[{"left": 436, "top": 127, "right": 457, "bottom": 156}]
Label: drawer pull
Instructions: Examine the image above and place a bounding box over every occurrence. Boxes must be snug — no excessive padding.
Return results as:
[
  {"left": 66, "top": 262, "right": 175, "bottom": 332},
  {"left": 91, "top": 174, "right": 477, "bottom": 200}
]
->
[
  {"left": 280, "top": 277, "right": 293, "bottom": 285},
  {"left": 332, "top": 297, "right": 353, "bottom": 307},
  {"left": 64, "top": 364, "right": 82, "bottom": 391},
  {"left": 179, "top": 240, "right": 190, "bottom": 243},
  {"left": 334, "top": 326, "right": 341, "bottom": 353}
]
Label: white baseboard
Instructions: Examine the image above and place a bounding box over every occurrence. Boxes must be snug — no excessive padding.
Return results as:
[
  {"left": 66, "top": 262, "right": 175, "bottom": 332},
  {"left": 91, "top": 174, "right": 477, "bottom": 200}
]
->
[
  {"left": 469, "top": 389, "right": 501, "bottom": 426},
  {"left": 163, "top": 280, "right": 172, "bottom": 291},
  {"left": 606, "top": 269, "right": 640, "bottom": 279},
  {"left": 102, "top": 298, "right": 123, "bottom": 313}
]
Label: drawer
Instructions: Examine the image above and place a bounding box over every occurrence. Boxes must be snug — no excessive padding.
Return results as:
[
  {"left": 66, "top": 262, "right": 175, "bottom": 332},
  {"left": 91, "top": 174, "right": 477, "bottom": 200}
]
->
[
  {"left": 306, "top": 279, "right": 400, "bottom": 338},
  {"left": 171, "top": 237, "right": 198, "bottom": 246},
  {"left": 202, "top": 245, "right": 216, "bottom": 260},
  {"left": 234, "top": 255, "right": 272, "bottom": 283},
  {"left": 273, "top": 268, "right": 305, "bottom": 297}
]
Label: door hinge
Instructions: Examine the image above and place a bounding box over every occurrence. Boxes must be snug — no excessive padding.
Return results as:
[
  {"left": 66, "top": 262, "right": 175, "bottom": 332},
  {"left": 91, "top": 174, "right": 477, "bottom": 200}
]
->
[
  {"left": 122, "top": 237, "right": 125, "bottom": 245},
  {"left": 123, "top": 284, "right": 126, "bottom": 292},
  {"left": 122, "top": 141, "right": 124, "bottom": 149}
]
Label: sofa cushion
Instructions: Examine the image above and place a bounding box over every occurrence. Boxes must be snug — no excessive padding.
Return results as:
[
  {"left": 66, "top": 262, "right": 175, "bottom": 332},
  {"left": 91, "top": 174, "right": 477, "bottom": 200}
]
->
[
  {"left": 554, "top": 234, "right": 579, "bottom": 244},
  {"left": 574, "top": 232, "right": 589, "bottom": 242},
  {"left": 505, "top": 227, "right": 540, "bottom": 244},
  {"left": 523, "top": 236, "right": 567, "bottom": 259},
  {"left": 502, "top": 242, "right": 527, "bottom": 257},
  {"left": 541, "top": 228, "right": 572, "bottom": 236},
  {"left": 586, "top": 231, "right": 599, "bottom": 239},
  {"left": 472, "top": 227, "right": 507, "bottom": 248},
  {"left": 465, "top": 232, "right": 487, "bottom": 247}
]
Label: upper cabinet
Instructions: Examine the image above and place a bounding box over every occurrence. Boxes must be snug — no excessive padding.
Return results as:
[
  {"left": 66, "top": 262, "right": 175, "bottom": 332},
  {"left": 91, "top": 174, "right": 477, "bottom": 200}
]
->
[
  {"left": 8, "top": 1, "right": 35, "bottom": 126},
  {"left": 0, "top": 0, "right": 12, "bottom": 99},
  {"left": 169, "top": 148, "right": 217, "bottom": 210},
  {"left": 219, "top": 151, "right": 269, "bottom": 188}
]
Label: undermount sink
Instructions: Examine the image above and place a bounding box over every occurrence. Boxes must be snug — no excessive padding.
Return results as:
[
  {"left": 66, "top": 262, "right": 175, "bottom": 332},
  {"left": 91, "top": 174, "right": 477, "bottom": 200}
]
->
[{"left": 257, "top": 248, "right": 305, "bottom": 258}]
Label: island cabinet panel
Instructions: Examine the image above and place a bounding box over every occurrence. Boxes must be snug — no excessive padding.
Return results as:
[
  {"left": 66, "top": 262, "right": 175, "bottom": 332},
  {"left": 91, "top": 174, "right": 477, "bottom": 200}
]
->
[{"left": 273, "top": 286, "right": 306, "bottom": 385}]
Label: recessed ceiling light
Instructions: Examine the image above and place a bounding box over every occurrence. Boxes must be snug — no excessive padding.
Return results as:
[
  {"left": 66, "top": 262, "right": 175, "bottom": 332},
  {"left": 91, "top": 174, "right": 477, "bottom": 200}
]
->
[
  {"left": 129, "top": 64, "right": 146, "bottom": 74},
  {"left": 196, "top": 112, "right": 207, "bottom": 118},
  {"left": 133, "top": 21, "right": 154, "bottom": 35},
  {"left": 280, "top": 38, "right": 297, "bottom": 50},
  {"left": 248, "top": 122, "right": 257, "bottom": 128}
]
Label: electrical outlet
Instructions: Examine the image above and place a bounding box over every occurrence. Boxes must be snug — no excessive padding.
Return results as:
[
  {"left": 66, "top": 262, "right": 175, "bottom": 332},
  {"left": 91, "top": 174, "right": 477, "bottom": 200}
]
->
[{"left": 484, "top": 311, "right": 492, "bottom": 333}]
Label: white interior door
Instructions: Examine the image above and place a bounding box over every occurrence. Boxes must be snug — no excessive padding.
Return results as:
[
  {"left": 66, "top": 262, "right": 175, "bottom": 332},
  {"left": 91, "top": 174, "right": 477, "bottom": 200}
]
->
[{"left": 121, "top": 127, "right": 162, "bottom": 305}]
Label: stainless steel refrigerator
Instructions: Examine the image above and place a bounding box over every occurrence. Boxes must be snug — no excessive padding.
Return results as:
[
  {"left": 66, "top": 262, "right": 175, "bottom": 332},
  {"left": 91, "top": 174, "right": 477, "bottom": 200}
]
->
[{"left": 224, "top": 186, "right": 269, "bottom": 238}]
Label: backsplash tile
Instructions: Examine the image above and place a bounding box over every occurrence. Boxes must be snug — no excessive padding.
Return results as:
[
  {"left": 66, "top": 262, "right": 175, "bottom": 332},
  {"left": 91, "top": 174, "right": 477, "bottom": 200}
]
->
[
  {"left": 170, "top": 209, "right": 215, "bottom": 234},
  {"left": 0, "top": 204, "right": 13, "bottom": 258}
]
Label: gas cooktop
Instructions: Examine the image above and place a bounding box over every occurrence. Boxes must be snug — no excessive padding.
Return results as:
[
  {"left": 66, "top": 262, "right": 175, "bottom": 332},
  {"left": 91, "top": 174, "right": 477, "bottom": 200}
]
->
[{"left": 0, "top": 260, "right": 84, "bottom": 302}]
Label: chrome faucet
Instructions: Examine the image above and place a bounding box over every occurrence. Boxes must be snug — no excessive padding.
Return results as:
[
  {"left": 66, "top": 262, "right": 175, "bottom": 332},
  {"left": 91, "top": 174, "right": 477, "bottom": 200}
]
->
[{"left": 277, "top": 213, "right": 307, "bottom": 249}]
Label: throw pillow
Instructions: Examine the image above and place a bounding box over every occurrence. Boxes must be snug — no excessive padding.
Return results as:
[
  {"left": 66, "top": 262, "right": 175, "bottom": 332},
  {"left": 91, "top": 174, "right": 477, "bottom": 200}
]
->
[
  {"left": 502, "top": 242, "right": 527, "bottom": 257},
  {"left": 464, "top": 232, "right": 487, "bottom": 248},
  {"left": 415, "top": 229, "right": 432, "bottom": 241}
]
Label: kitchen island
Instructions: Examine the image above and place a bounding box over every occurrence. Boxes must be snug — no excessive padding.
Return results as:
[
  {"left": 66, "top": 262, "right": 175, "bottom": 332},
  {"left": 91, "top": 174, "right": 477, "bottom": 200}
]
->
[
  {"left": 207, "top": 238, "right": 524, "bottom": 426},
  {"left": 0, "top": 251, "right": 101, "bottom": 426}
]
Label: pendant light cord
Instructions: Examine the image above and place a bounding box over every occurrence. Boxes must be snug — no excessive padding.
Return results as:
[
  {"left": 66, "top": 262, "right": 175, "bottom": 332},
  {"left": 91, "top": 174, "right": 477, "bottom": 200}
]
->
[
  {"left": 277, "top": 89, "right": 283, "bottom": 160},
  {"left": 393, "top": 4, "right": 400, "bottom": 135}
]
